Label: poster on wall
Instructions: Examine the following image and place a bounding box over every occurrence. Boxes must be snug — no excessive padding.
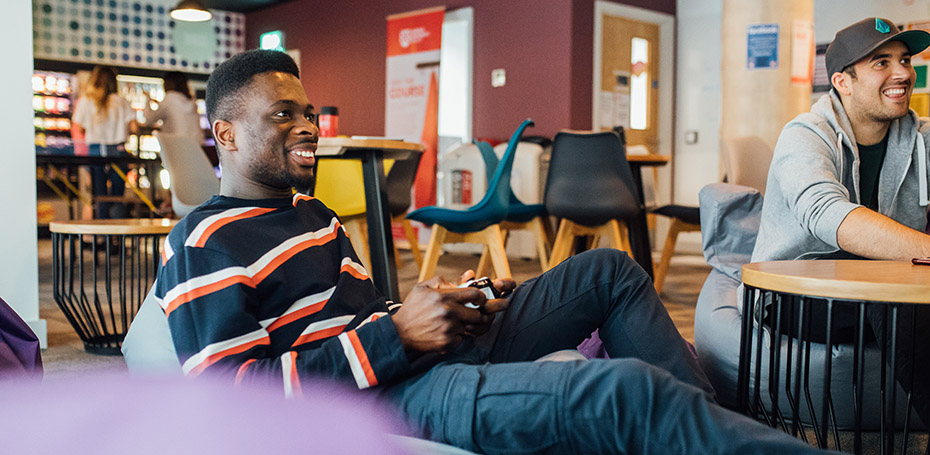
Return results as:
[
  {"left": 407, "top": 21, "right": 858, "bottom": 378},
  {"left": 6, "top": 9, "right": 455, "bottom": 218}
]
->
[
  {"left": 747, "top": 23, "right": 779, "bottom": 69},
  {"left": 385, "top": 7, "right": 444, "bottom": 209},
  {"left": 790, "top": 20, "right": 813, "bottom": 86}
]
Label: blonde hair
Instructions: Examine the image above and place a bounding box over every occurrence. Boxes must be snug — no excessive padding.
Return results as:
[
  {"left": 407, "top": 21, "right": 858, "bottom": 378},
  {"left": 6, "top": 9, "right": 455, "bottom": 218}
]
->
[{"left": 87, "top": 66, "right": 118, "bottom": 115}]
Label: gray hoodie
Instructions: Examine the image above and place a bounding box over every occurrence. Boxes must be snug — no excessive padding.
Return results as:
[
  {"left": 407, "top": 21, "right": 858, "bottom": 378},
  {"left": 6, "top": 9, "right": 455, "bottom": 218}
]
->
[{"left": 751, "top": 91, "right": 930, "bottom": 262}]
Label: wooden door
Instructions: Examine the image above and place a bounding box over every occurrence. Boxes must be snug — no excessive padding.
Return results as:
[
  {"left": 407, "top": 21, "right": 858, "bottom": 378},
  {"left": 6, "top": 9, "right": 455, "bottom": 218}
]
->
[{"left": 600, "top": 15, "right": 660, "bottom": 150}]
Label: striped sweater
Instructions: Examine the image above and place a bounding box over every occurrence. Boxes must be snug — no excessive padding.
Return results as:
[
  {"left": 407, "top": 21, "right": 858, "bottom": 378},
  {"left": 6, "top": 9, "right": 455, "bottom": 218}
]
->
[{"left": 154, "top": 193, "right": 412, "bottom": 396}]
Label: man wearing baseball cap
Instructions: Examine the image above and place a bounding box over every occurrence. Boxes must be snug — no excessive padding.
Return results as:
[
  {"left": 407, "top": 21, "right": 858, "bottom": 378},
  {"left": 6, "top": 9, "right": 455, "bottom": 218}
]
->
[{"left": 752, "top": 17, "right": 930, "bottom": 428}]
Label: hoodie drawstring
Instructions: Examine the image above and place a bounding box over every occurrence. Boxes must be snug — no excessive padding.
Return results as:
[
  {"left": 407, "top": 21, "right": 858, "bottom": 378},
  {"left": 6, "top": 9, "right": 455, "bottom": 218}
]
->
[
  {"left": 836, "top": 132, "right": 845, "bottom": 186},
  {"left": 917, "top": 133, "right": 929, "bottom": 207}
]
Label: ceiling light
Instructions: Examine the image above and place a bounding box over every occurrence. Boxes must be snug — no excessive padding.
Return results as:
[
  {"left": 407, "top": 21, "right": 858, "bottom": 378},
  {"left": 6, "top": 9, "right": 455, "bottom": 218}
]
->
[{"left": 170, "top": 0, "right": 212, "bottom": 22}]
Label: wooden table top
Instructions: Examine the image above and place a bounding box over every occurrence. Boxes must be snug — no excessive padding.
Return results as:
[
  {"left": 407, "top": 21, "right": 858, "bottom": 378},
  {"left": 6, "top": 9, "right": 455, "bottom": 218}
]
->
[
  {"left": 49, "top": 218, "right": 178, "bottom": 235},
  {"left": 627, "top": 153, "right": 670, "bottom": 166},
  {"left": 316, "top": 137, "right": 424, "bottom": 159},
  {"left": 742, "top": 260, "right": 930, "bottom": 305}
]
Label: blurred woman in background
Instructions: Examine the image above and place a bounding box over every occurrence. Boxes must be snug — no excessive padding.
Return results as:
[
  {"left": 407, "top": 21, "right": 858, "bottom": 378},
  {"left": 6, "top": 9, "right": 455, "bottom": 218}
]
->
[
  {"left": 142, "top": 71, "right": 203, "bottom": 144},
  {"left": 71, "top": 65, "right": 136, "bottom": 219}
]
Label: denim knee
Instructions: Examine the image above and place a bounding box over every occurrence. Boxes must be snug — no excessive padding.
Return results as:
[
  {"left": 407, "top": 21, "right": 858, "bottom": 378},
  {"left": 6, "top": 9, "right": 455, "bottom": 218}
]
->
[{"left": 569, "top": 249, "right": 649, "bottom": 284}]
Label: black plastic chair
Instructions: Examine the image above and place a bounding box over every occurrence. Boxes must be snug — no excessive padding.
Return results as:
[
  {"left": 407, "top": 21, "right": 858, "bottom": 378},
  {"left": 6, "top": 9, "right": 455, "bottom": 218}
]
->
[
  {"left": 385, "top": 153, "right": 424, "bottom": 270},
  {"left": 544, "top": 130, "right": 642, "bottom": 270}
]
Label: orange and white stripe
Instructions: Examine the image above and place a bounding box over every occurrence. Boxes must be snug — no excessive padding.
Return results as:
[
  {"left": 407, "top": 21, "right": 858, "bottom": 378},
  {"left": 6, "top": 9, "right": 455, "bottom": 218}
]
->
[
  {"left": 260, "top": 287, "right": 335, "bottom": 332},
  {"left": 248, "top": 218, "right": 341, "bottom": 283},
  {"left": 357, "top": 312, "right": 386, "bottom": 328},
  {"left": 340, "top": 257, "right": 370, "bottom": 281},
  {"left": 292, "top": 193, "right": 314, "bottom": 206},
  {"left": 184, "top": 206, "right": 278, "bottom": 248},
  {"left": 160, "top": 218, "right": 342, "bottom": 316},
  {"left": 234, "top": 359, "right": 257, "bottom": 384},
  {"left": 281, "top": 351, "right": 303, "bottom": 398},
  {"left": 162, "top": 239, "right": 175, "bottom": 265},
  {"left": 181, "top": 328, "right": 270, "bottom": 377},
  {"left": 338, "top": 330, "right": 377, "bottom": 389},
  {"left": 291, "top": 315, "right": 354, "bottom": 347},
  {"left": 159, "top": 266, "right": 252, "bottom": 316}
]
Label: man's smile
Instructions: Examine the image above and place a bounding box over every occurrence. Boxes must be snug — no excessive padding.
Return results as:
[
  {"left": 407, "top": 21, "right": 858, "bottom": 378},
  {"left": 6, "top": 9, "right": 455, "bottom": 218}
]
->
[{"left": 288, "top": 142, "right": 317, "bottom": 166}]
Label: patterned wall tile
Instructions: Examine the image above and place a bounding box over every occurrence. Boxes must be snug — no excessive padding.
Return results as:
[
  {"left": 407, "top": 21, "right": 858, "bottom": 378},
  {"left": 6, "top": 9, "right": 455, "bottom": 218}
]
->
[{"left": 33, "top": 0, "right": 245, "bottom": 73}]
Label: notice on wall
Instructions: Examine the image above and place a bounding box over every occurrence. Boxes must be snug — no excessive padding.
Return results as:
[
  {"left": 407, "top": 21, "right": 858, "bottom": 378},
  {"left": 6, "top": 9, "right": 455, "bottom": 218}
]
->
[
  {"left": 791, "top": 20, "right": 813, "bottom": 86},
  {"left": 747, "top": 23, "right": 779, "bottom": 70},
  {"left": 612, "top": 92, "right": 631, "bottom": 128},
  {"left": 598, "top": 91, "right": 615, "bottom": 130}
]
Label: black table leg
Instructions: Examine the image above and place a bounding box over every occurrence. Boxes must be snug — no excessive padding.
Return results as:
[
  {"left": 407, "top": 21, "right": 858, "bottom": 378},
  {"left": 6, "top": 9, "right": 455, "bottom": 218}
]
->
[
  {"left": 628, "top": 164, "right": 654, "bottom": 279},
  {"left": 359, "top": 150, "right": 401, "bottom": 302}
]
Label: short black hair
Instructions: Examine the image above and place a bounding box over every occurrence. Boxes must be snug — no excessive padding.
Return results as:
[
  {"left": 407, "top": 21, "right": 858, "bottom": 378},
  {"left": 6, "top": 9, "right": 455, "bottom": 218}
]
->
[{"left": 205, "top": 49, "right": 300, "bottom": 125}]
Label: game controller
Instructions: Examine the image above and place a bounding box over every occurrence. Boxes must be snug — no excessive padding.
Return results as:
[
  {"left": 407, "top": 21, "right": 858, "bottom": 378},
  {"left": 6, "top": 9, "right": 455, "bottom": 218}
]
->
[{"left": 458, "top": 277, "right": 503, "bottom": 309}]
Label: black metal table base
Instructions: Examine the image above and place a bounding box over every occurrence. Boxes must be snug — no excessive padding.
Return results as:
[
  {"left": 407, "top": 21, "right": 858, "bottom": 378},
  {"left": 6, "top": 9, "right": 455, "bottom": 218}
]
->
[
  {"left": 51, "top": 232, "right": 162, "bottom": 354},
  {"left": 737, "top": 286, "right": 927, "bottom": 453}
]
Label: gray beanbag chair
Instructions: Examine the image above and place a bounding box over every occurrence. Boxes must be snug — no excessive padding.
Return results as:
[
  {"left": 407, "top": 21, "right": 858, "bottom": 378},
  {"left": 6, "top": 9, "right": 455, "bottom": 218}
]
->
[{"left": 693, "top": 183, "right": 921, "bottom": 430}]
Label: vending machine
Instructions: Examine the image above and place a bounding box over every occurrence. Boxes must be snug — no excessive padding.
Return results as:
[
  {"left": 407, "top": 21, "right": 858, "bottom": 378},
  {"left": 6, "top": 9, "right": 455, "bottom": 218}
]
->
[{"left": 32, "top": 70, "right": 76, "bottom": 155}]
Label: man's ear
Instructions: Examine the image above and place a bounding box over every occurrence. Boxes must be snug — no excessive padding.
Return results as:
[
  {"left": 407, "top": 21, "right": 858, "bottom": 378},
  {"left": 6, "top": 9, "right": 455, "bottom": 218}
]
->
[
  {"left": 831, "top": 72, "right": 852, "bottom": 97},
  {"left": 213, "top": 120, "right": 237, "bottom": 152}
]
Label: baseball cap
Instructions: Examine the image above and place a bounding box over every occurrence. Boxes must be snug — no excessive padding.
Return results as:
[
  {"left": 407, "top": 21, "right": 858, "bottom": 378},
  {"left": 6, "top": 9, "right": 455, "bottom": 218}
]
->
[{"left": 825, "top": 17, "right": 930, "bottom": 77}]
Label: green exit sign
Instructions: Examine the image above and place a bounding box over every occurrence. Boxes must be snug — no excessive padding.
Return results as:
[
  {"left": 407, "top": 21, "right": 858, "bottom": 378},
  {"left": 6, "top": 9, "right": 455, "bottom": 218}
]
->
[{"left": 260, "top": 30, "right": 285, "bottom": 51}]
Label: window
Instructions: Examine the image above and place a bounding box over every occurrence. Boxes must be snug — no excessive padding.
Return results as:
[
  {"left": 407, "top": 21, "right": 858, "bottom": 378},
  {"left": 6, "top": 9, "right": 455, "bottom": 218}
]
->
[{"left": 630, "top": 37, "right": 648, "bottom": 130}]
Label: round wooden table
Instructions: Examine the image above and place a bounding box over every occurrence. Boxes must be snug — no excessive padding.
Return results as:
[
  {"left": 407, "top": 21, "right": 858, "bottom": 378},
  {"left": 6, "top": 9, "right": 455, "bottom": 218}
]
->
[
  {"left": 49, "top": 218, "right": 177, "bottom": 354},
  {"left": 738, "top": 260, "right": 930, "bottom": 453}
]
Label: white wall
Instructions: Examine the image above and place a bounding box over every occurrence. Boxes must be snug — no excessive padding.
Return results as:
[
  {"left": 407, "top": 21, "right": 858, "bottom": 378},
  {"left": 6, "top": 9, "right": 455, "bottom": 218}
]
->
[
  {"left": 674, "top": 0, "right": 723, "bottom": 206},
  {"left": 672, "top": 0, "right": 722, "bottom": 253},
  {"left": 1, "top": 2, "right": 44, "bottom": 346}
]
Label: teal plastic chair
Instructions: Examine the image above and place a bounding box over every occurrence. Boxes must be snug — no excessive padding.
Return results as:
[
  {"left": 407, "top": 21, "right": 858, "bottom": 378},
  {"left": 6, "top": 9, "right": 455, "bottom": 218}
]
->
[
  {"left": 407, "top": 119, "right": 534, "bottom": 281},
  {"left": 472, "top": 140, "right": 550, "bottom": 274}
]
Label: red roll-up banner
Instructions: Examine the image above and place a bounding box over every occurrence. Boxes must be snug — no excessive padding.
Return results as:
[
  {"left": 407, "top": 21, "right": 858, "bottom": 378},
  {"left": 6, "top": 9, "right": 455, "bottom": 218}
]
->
[{"left": 385, "top": 7, "right": 444, "bottom": 210}]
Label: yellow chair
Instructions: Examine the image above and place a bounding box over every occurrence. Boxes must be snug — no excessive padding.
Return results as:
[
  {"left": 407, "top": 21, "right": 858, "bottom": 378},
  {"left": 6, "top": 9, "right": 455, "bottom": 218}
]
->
[{"left": 314, "top": 158, "right": 423, "bottom": 273}]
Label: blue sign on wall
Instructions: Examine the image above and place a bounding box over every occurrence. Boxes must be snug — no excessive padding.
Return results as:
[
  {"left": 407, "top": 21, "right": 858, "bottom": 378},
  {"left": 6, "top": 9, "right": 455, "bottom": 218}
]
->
[{"left": 747, "top": 23, "right": 779, "bottom": 70}]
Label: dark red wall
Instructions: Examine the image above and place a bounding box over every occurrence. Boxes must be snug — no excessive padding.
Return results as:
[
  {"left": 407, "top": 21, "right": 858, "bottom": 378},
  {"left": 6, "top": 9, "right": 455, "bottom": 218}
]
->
[{"left": 246, "top": 0, "right": 674, "bottom": 140}]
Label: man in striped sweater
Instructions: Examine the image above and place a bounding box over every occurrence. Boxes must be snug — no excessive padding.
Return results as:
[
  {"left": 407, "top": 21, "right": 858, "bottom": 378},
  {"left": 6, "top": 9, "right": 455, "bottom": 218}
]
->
[{"left": 155, "top": 49, "right": 838, "bottom": 454}]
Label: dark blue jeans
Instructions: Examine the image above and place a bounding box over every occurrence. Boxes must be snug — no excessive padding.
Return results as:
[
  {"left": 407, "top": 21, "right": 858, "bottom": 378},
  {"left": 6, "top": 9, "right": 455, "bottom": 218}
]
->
[
  {"left": 381, "top": 249, "right": 836, "bottom": 454},
  {"left": 89, "top": 144, "right": 127, "bottom": 219}
]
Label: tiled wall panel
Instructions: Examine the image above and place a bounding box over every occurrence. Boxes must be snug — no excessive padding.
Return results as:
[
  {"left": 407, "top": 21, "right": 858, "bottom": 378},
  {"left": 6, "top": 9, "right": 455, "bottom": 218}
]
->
[{"left": 33, "top": 0, "right": 245, "bottom": 73}]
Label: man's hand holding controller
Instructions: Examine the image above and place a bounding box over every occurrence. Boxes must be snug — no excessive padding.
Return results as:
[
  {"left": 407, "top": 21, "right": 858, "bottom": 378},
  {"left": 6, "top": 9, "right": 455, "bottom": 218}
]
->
[{"left": 459, "top": 277, "right": 510, "bottom": 309}]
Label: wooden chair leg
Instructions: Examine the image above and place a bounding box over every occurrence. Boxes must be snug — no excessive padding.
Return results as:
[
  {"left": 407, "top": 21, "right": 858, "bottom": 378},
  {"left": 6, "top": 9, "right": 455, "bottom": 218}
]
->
[
  {"left": 476, "top": 228, "right": 509, "bottom": 278},
  {"left": 393, "top": 243, "right": 406, "bottom": 270},
  {"left": 483, "top": 225, "right": 511, "bottom": 279},
  {"left": 530, "top": 217, "right": 550, "bottom": 271},
  {"left": 418, "top": 225, "right": 447, "bottom": 282},
  {"left": 604, "top": 220, "right": 625, "bottom": 254},
  {"left": 343, "top": 217, "right": 372, "bottom": 273},
  {"left": 653, "top": 219, "right": 699, "bottom": 294},
  {"left": 547, "top": 219, "right": 576, "bottom": 271},
  {"left": 401, "top": 218, "right": 423, "bottom": 270},
  {"left": 619, "top": 221, "right": 631, "bottom": 253}
]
